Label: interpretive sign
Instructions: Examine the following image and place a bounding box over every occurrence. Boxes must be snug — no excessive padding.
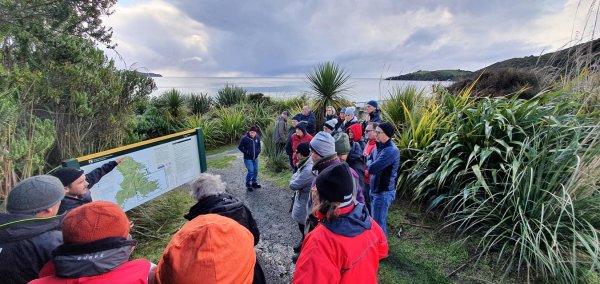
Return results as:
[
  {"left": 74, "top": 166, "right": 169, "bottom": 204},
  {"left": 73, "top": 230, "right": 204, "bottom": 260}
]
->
[{"left": 63, "top": 128, "right": 207, "bottom": 211}]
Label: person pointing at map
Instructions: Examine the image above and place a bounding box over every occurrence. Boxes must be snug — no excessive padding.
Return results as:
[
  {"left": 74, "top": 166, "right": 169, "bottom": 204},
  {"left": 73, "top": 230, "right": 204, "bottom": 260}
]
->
[{"left": 52, "top": 157, "right": 124, "bottom": 214}]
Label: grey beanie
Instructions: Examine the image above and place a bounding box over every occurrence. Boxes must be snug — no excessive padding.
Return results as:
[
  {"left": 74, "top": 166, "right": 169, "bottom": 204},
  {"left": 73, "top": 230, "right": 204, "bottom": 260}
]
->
[
  {"left": 324, "top": 118, "right": 338, "bottom": 131},
  {"left": 344, "top": 107, "right": 355, "bottom": 117},
  {"left": 309, "top": 131, "right": 336, "bottom": 157},
  {"left": 7, "top": 175, "right": 65, "bottom": 214}
]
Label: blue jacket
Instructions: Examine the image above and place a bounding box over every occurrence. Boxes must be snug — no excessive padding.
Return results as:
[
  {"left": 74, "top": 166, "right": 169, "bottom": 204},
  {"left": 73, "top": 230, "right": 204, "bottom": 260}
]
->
[
  {"left": 298, "top": 112, "right": 317, "bottom": 136},
  {"left": 238, "top": 133, "right": 261, "bottom": 160},
  {"left": 367, "top": 139, "right": 400, "bottom": 193}
]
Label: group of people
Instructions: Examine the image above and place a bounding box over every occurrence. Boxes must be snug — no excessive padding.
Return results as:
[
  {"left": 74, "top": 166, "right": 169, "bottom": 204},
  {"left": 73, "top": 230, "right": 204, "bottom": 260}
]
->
[
  {"left": 239, "top": 100, "right": 401, "bottom": 282},
  {"left": 0, "top": 162, "right": 266, "bottom": 283}
]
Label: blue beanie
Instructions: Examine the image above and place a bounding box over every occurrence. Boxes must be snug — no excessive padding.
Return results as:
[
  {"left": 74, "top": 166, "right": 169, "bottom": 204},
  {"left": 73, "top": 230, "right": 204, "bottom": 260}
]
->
[
  {"left": 367, "top": 100, "right": 378, "bottom": 108},
  {"left": 340, "top": 107, "right": 346, "bottom": 113},
  {"left": 309, "top": 132, "right": 336, "bottom": 157},
  {"left": 344, "top": 107, "right": 355, "bottom": 116}
]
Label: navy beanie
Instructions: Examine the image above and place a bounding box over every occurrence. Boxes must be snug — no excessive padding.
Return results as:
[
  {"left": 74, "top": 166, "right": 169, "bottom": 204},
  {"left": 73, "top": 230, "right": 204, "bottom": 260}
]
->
[
  {"left": 367, "top": 100, "right": 378, "bottom": 108},
  {"left": 315, "top": 163, "right": 353, "bottom": 203},
  {"left": 296, "top": 142, "right": 311, "bottom": 157},
  {"left": 52, "top": 167, "right": 85, "bottom": 186},
  {"left": 292, "top": 114, "right": 302, "bottom": 122},
  {"left": 378, "top": 122, "right": 395, "bottom": 138},
  {"left": 296, "top": 121, "right": 307, "bottom": 134}
]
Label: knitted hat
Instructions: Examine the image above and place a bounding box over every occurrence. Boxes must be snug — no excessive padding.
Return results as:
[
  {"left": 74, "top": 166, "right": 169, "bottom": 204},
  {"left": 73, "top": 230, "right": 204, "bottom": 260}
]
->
[
  {"left": 296, "top": 121, "right": 307, "bottom": 134},
  {"left": 291, "top": 114, "right": 302, "bottom": 122},
  {"left": 52, "top": 167, "right": 84, "bottom": 187},
  {"left": 7, "top": 175, "right": 65, "bottom": 214},
  {"left": 315, "top": 163, "right": 353, "bottom": 203},
  {"left": 346, "top": 123, "right": 363, "bottom": 142},
  {"left": 366, "top": 100, "right": 378, "bottom": 108},
  {"left": 340, "top": 107, "right": 346, "bottom": 114},
  {"left": 156, "top": 214, "right": 255, "bottom": 284},
  {"left": 309, "top": 132, "right": 336, "bottom": 157},
  {"left": 344, "top": 107, "right": 355, "bottom": 116},
  {"left": 334, "top": 133, "right": 351, "bottom": 155},
  {"left": 324, "top": 118, "right": 338, "bottom": 131},
  {"left": 248, "top": 126, "right": 258, "bottom": 132},
  {"left": 296, "top": 142, "right": 311, "bottom": 157},
  {"left": 378, "top": 122, "right": 396, "bottom": 138},
  {"left": 62, "top": 201, "right": 130, "bottom": 244}
]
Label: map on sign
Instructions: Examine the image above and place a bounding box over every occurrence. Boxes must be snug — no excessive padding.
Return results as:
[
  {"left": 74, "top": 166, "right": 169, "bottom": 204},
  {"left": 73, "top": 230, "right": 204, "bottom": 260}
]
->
[{"left": 78, "top": 133, "right": 203, "bottom": 211}]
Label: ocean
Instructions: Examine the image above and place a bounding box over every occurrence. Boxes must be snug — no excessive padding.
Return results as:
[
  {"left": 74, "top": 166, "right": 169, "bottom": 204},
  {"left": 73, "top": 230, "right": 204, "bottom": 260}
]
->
[{"left": 152, "top": 77, "right": 449, "bottom": 104}]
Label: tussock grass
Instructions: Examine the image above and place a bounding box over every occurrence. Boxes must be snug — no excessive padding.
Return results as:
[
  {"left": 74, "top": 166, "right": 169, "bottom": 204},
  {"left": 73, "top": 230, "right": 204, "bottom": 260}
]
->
[{"left": 207, "top": 155, "right": 237, "bottom": 169}]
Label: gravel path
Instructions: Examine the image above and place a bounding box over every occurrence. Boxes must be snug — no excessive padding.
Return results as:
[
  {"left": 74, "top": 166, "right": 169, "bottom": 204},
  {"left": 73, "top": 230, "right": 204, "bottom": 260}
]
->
[{"left": 207, "top": 151, "right": 297, "bottom": 284}]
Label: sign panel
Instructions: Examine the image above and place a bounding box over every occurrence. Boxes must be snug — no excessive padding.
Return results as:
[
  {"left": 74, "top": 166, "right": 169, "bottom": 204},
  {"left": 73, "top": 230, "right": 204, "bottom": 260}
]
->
[{"left": 63, "top": 128, "right": 207, "bottom": 211}]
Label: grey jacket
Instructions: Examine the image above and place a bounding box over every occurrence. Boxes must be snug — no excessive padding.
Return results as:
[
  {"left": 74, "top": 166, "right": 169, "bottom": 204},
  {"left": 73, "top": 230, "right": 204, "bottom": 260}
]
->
[
  {"left": 289, "top": 158, "right": 315, "bottom": 224},
  {"left": 273, "top": 117, "right": 288, "bottom": 144}
]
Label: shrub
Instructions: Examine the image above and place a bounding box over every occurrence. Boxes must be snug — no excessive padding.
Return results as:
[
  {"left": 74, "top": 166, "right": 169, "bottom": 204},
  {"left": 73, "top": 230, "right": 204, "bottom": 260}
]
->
[
  {"left": 307, "top": 61, "right": 353, "bottom": 128},
  {"left": 247, "top": 93, "right": 271, "bottom": 105},
  {"left": 261, "top": 121, "right": 289, "bottom": 173},
  {"left": 214, "top": 105, "right": 247, "bottom": 144},
  {"left": 216, "top": 84, "right": 247, "bottom": 107},
  {"left": 448, "top": 68, "right": 541, "bottom": 99},
  {"left": 188, "top": 92, "right": 212, "bottom": 115},
  {"left": 184, "top": 115, "right": 223, "bottom": 149}
]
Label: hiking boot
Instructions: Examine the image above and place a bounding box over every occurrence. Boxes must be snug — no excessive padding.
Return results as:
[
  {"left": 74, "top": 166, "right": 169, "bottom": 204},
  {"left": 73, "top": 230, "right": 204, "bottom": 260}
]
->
[
  {"left": 246, "top": 183, "right": 253, "bottom": 192},
  {"left": 252, "top": 183, "right": 261, "bottom": 189}
]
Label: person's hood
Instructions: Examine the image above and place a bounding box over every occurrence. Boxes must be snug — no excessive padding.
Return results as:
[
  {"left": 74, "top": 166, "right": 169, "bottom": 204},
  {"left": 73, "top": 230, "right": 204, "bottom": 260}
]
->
[
  {"left": 52, "top": 237, "right": 136, "bottom": 278},
  {"left": 346, "top": 123, "right": 363, "bottom": 142},
  {"left": 322, "top": 203, "right": 371, "bottom": 237},
  {"left": 185, "top": 193, "right": 244, "bottom": 221},
  {"left": 0, "top": 213, "right": 62, "bottom": 242}
]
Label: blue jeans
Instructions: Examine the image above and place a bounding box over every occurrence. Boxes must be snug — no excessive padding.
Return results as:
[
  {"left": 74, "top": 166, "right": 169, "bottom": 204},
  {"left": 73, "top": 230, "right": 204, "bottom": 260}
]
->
[
  {"left": 370, "top": 190, "right": 396, "bottom": 236},
  {"left": 244, "top": 159, "right": 259, "bottom": 184}
]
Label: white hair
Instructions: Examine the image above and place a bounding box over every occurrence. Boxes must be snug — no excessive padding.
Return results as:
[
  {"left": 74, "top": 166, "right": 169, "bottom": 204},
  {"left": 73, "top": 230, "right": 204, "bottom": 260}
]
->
[{"left": 189, "top": 173, "right": 226, "bottom": 201}]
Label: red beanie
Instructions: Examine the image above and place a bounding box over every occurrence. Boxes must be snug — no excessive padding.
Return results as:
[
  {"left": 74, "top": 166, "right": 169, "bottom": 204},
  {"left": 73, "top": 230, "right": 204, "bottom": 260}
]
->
[{"left": 62, "top": 201, "right": 130, "bottom": 244}]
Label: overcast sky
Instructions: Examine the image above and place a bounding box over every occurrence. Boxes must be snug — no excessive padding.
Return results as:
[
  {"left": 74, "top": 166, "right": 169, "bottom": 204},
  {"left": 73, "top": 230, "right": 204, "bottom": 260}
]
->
[{"left": 102, "top": 0, "right": 599, "bottom": 77}]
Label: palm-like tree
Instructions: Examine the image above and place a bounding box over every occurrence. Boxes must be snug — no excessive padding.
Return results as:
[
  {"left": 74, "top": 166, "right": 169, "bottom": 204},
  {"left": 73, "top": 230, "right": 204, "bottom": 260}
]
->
[{"left": 306, "top": 61, "right": 352, "bottom": 129}]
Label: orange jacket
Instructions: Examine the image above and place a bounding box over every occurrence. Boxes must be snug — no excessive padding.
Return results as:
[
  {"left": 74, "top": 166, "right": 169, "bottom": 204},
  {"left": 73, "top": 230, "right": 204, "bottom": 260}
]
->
[{"left": 156, "top": 214, "right": 256, "bottom": 284}]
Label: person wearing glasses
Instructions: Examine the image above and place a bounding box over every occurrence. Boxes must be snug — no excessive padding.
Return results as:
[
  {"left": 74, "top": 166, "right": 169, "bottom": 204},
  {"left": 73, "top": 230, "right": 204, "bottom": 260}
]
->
[{"left": 366, "top": 122, "right": 400, "bottom": 236}]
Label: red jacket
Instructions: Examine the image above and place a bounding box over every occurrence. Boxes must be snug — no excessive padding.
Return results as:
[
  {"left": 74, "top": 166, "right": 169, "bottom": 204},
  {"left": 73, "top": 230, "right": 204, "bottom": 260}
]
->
[
  {"left": 363, "top": 139, "right": 377, "bottom": 184},
  {"left": 291, "top": 133, "right": 313, "bottom": 166},
  {"left": 31, "top": 259, "right": 152, "bottom": 284},
  {"left": 293, "top": 204, "right": 388, "bottom": 284}
]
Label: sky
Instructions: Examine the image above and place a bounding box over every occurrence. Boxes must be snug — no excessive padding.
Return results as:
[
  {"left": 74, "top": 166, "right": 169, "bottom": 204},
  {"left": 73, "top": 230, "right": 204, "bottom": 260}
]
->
[{"left": 102, "top": 0, "right": 599, "bottom": 78}]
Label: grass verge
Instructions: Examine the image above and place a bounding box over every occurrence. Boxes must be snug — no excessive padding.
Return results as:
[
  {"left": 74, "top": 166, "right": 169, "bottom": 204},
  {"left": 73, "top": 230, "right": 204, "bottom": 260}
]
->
[
  {"left": 258, "top": 156, "right": 293, "bottom": 189},
  {"left": 206, "top": 144, "right": 237, "bottom": 156},
  {"left": 379, "top": 200, "right": 525, "bottom": 284},
  {"left": 127, "top": 188, "right": 195, "bottom": 263},
  {"left": 207, "top": 154, "right": 236, "bottom": 169}
]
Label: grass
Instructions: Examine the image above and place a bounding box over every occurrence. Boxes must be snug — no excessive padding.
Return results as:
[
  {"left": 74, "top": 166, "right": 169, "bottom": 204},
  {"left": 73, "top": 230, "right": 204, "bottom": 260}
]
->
[
  {"left": 205, "top": 143, "right": 237, "bottom": 156},
  {"left": 207, "top": 154, "right": 237, "bottom": 169},
  {"left": 378, "top": 200, "right": 525, "bottom": 284},
  {"left": 127, "top": 188, "right": 194, "bottom": 263},
  {"left": 258, "top": 156, "right": 293, "bottom": 189}
]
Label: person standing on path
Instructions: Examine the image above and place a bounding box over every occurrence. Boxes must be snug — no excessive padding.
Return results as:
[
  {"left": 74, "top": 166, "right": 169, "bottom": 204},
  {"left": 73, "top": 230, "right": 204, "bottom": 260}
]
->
[
  {"left": 289, "top": 142, "right": 315, "bottom": 254},
  {"left": 184, "top": 173, "right": 265, "bottom": 284},
  {"left": 273, "top": 111, "right": 289, "bottom": 153},
  {"left": 367, "top": 122, "right": 400, "bottom": 236},
  {"left": 293, "top": 163, "right": 388, "bottom": 284},
  {"left": 0, "top": 176, "right": 65, "bottom": 284},
  {"left": 52, "top": 157, "right": 124, "bottom": 215},
  {"left": 238, "top": 126, "right": 262, "bottom": 191}
]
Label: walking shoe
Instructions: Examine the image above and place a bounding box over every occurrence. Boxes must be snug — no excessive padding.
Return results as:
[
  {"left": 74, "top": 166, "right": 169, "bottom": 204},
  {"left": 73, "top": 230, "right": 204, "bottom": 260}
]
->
[
  {"left": 252, "top": 183, "right": 262, "bottom": 189},
  {"left": 246, "top": 183, "right": 253, "bottom": 192}
]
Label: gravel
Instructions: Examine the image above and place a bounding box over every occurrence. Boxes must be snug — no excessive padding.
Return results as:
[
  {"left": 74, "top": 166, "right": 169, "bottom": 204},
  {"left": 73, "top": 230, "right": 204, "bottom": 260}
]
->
[{"left": 208, "top": 151, "right": 297, "bottom": 284}]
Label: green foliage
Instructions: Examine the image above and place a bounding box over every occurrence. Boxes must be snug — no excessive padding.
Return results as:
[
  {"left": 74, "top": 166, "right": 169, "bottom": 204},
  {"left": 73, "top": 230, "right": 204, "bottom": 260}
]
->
[
  {"left": 244, "top": 102, "right": 276, "bottom": 132},
  {"left": 214, "top": 105, "right": 248, "bottom": 144},
  {"left": 306, "top": 61, "right": 352, "bottom": 128},
  {"left": 207, "top": 155, "right": 236, "bottom": 169},
  {"left": 392, "top": 90, "right": 600, "bottom": 282},
  {"left": 187, "top": 92, "right": 212, "bottom": 115},
  {"left": 448, "top": 68, "right": 541, "bottom": 99},
  {"left": 271, "top": 95, "right": 309, "bottom": 114},
  {"left": 261, "top": 121, "right": 289, "bottom": 173},
  {"left": 387, "top": 69, "right": 473, "bottom": 81},
  {"left": 135, "top": 89, "right": 188, "bottom": 139},
  {"left": 184, "top": 115, "right": 223, "bottom": 149},
  {"left": 247, "top": 93, "right": 271, "bottom": 105},
  {"left": 215, "top": 84, "right": 247, "bottom": 107}
]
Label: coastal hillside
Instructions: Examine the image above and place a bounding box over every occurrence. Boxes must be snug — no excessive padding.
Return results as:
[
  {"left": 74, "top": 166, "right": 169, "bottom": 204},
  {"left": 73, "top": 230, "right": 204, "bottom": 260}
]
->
[{"left": 386, "top": 38, "right": 600, "bottom": 81}]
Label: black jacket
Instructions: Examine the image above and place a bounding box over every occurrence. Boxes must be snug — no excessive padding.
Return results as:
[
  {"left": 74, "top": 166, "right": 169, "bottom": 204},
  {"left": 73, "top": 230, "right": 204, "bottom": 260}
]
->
[
  {"left": 299, "top": 112, "right": 317, "bottom": 136},
  {"left": 0, "top": 213, "right": 63, "bottom": 284},
  {"left": 58, "top": 161, "right": 118, "bottom": 215},
  {"left": 238, "top": 133, "right": 261, "bottom": 160},
  {"left": 184, "top": 193, "right": 265, "bottom": 284},
  {"left": 285, "top": 126, "right": 296, "bottom": 155}
]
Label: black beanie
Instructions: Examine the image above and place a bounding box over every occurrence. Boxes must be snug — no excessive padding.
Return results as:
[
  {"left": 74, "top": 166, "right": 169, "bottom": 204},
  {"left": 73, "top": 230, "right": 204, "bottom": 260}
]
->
[
  {"left": 296, "top": 121, "right": 307, "bottom": 134},
  {"left": 296, "top": 142, "right": 311, "bottom": 157},
  {"left": 52, "top": 167, "right": 84, "bottom": 186},
  {"left": 378, "top": 122, "right": 395, "bottom": 138},
  {"left": 315, "top": 163, "right": 353, "bottom": 203}
]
